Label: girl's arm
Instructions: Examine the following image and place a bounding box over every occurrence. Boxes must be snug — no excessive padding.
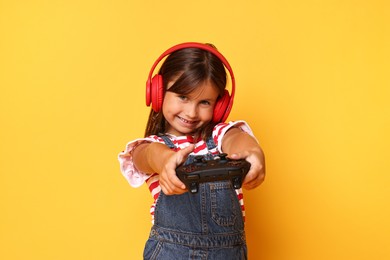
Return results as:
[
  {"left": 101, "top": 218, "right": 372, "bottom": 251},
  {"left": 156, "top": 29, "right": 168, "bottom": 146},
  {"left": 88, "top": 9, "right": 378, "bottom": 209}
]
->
[
  {"left": 132, "top": 142, "right": 194, "bottom": 195},
  {"left": 222, "top": 127, "right": 266, "bottom": 190}
]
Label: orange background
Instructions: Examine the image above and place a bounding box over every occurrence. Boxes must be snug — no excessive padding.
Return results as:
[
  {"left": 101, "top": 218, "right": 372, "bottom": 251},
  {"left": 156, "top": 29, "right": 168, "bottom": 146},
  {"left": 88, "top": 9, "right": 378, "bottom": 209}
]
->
[{"left": 1, "top": 0, "right": 389, "bottom": 259}]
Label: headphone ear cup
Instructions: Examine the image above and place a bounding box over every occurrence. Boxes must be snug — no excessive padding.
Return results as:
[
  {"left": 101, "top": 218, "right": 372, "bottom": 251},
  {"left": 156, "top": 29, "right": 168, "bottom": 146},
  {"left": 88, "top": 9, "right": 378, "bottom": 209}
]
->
[
  {"left": 151, "top": 75, "right": 164, "bottom": 112},
  {"left": 213, "top": 90, "right": 231, "bottom": 123},
  {"left": 146, "top": 79, "right": 152, "bottom": 107}
]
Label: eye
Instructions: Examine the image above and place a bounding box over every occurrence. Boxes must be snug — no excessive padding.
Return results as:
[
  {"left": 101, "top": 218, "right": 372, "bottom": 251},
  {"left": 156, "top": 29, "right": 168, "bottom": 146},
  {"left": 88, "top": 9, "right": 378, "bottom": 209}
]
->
[
  {"left": 177, "top": 95, "right": 188, "bottom": 101},
  {"left": 200, "top": 100, "right": 211, "bottom": 106}
]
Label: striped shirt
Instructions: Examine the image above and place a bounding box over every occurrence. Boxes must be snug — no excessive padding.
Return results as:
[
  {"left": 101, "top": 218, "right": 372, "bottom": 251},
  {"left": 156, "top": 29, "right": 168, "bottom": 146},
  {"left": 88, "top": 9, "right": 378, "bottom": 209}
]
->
[{"left": 118, "top": 121, "right": 255, "bottom": 223}]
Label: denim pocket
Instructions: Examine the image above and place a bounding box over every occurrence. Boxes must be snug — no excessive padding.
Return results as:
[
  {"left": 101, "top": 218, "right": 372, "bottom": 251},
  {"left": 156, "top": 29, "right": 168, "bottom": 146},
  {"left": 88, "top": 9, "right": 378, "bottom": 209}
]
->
[
  {"left": 144, "top": 238, "right": 193, "bottom": 260},
  {"left": 143, "top": 238, "right": 162, "bottom": 260},
  {"left": 210, "top": 181, "right": 239, "bottom": 227}
]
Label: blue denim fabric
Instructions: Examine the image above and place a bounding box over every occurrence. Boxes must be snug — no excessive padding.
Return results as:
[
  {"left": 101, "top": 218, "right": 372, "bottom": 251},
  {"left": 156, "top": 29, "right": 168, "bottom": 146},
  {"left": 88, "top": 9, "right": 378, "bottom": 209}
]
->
[{"left": 143, "top": 135, "right": 247, "bottom": 260}]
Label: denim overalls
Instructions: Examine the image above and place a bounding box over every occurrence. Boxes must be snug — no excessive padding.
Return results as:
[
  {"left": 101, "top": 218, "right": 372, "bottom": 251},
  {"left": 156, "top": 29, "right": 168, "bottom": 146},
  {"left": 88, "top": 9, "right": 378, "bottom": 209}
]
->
[{"left": 143, "top": 135, "right": 247, "bottom": 260}]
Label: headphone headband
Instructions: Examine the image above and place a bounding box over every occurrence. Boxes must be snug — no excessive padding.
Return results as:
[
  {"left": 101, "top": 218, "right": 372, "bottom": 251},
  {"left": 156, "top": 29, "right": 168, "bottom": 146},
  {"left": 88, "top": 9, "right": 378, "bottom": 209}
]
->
[{"left": 146, "top": 42, "right": 236, "bottom": 122}]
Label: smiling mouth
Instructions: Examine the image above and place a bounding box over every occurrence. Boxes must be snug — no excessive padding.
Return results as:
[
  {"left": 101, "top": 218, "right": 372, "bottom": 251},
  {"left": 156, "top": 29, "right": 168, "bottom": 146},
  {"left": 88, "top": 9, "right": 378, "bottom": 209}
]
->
[{"left": 178, "top": 116, "right": 197, "bottom": 125}]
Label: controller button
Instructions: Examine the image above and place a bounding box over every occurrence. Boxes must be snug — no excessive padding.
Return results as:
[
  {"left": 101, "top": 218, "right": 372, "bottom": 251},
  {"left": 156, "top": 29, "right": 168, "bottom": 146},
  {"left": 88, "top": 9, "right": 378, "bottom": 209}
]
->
[{"left": 219, "top": 153, "right": 228, "bottom": 161}]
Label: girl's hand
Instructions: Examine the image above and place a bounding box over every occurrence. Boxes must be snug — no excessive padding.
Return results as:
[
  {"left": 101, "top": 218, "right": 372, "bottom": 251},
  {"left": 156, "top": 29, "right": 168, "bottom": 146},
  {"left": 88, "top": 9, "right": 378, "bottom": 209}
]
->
[
  {"left": 229, "top": 149, "right": 265, "bottom": 190},
  {"left": 159, "top": 144, "right": 195, "bottom": 195}
]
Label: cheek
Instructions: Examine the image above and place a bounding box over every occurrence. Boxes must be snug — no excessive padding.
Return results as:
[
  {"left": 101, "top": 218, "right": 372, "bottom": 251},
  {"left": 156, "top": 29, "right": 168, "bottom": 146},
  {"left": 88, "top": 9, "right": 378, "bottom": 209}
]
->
[
  {"left": 201, "top": 107, "right": 215, "bottom": 121},
  {"left": 162, "top": 98, "right": 179, "bottom": 115}
]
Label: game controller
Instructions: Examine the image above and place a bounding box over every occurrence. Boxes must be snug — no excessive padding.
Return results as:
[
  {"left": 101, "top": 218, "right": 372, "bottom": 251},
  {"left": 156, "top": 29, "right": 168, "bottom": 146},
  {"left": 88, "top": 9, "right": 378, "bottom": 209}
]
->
[{"left": 176, "top": 153, "right": 251, "bottom": 194}]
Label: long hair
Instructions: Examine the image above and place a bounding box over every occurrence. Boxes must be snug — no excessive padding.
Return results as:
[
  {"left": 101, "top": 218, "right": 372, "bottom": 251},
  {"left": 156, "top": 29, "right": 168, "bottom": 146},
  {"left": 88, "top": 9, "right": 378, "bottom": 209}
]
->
[{"left": 144, "top": 44, "right": 227, "bottom": 140}]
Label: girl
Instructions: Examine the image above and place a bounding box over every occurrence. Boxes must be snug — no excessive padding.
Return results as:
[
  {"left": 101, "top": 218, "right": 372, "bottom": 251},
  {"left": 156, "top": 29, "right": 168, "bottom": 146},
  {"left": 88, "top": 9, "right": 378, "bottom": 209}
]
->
[{"left": 118, "top": 42, "right": 265, "bottom": 259}]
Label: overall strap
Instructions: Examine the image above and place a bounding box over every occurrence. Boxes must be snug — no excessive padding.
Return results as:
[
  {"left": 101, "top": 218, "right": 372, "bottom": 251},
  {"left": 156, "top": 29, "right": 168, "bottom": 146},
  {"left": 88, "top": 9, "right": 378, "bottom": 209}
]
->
[
  {"left": 158, "top": 134, "right": 175, "bottom": 149},
  {"left": 158, "top": 134, "right": 218, "bottom": 165},
  {"left": 205, "top": 136, "right": 217, "bottom": 150},
  {"left": 199, "top": 136, "right": 217, "bottom": 162},
  {"left": 158, "top": 134, "right": 216, "bottom": 150}
]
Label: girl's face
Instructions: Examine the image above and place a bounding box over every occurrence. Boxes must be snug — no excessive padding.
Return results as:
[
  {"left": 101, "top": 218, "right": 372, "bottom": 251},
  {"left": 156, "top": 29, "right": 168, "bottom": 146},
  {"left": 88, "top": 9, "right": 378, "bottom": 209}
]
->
[{"left": 162, "top": 81, "right": 219, "bottom": 136}]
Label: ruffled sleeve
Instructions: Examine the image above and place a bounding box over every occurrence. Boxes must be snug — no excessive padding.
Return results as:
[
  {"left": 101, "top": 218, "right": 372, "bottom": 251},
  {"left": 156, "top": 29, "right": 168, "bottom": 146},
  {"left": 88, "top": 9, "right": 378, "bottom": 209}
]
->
[{"left": 118, "top": 136, "right": 162, "bottom": 187}]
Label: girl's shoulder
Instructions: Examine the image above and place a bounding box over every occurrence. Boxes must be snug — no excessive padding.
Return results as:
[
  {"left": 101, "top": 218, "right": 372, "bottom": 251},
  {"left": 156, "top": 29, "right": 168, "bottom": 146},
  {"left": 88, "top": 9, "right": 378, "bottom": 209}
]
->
[
  {"left": 212, "top": 120, "right": 253, "bottom": 137},
  {"left": 211, "top": 120, "right": 255, "bottom": 151}
]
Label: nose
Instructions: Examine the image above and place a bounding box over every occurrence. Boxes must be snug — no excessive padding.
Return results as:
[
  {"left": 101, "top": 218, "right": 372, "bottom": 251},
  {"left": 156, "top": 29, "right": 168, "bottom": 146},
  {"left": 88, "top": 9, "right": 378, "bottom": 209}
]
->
[{"left": 184, "top": 103, "right": 198, "bottom": 119}]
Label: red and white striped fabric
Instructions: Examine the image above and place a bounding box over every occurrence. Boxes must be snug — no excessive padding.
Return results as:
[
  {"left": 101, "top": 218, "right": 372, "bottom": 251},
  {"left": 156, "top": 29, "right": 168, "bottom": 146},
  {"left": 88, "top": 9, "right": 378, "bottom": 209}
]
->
[{"left": 118, "top": 121, "right": 255, "bottom": 223}]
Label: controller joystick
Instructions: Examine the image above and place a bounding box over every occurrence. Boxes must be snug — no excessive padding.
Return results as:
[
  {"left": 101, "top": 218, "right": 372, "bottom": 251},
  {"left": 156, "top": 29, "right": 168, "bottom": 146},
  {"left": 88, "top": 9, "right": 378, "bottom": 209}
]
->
[
  {"left": 194, "top": 155, "right": 204, "bottom": 166},
  {"left": 216, "top": 153, "right": 228, "bottom": 162},
  {"left": 176, "top": 153, "right": 251, "bottom": 194}
]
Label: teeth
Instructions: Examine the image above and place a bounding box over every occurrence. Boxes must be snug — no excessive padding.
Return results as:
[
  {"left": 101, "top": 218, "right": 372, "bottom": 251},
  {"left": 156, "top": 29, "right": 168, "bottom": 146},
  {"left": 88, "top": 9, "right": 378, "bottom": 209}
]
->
[{"left": 180, "top": 117, "right": 194, "bottom": 124}]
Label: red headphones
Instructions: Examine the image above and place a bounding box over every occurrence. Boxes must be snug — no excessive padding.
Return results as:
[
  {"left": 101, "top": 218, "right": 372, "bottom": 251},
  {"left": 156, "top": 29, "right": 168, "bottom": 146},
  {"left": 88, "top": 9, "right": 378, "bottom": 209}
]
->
[{"left": 146, "top": 42, "right": 235, "bottom": 123}]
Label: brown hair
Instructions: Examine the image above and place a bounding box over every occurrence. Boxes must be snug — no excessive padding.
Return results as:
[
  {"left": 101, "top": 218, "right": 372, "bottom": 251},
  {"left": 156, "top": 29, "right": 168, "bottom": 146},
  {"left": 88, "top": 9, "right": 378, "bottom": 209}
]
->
[{"left": 144, "top": 44, "right": 227, "bottom": 140}]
